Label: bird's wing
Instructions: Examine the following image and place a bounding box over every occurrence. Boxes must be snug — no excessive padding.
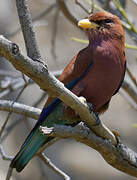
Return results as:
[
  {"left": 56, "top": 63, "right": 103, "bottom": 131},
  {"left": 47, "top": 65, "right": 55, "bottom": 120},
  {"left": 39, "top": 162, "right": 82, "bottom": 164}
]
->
[
  {"left": 44, "top": 47, "right": 93, "bottom": 106},
  {"left": 113, "top": 61, "right": 126, "bottom": 95}
]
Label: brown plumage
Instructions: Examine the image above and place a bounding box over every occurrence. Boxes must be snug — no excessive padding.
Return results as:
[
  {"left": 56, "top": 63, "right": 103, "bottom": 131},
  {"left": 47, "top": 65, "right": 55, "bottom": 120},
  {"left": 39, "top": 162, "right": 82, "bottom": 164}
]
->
[{"left": 46, "top": 11, "right": 126, "bottom": 114}]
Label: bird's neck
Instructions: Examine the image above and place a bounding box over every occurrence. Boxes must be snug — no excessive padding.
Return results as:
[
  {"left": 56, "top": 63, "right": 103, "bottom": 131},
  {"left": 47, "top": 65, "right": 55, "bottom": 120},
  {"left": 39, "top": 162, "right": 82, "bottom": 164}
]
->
[
  {"left": 88, "top": 35, "right": 124, "bottom": 55},
  {"left": 87, "top": 36, "right": 125, "bottom": 68}
]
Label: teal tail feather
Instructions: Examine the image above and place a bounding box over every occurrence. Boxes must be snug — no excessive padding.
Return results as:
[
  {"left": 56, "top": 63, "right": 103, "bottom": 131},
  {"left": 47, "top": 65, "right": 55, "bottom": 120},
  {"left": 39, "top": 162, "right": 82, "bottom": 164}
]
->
[
  {"left": 10, "top": 99, "right": 60, "bottom": 172},
  {"left": 10, "top": 78, "right": 81, "bottom": 172},
  {"left": 10, "top": 132, "right": 51, "bottom": 172}
]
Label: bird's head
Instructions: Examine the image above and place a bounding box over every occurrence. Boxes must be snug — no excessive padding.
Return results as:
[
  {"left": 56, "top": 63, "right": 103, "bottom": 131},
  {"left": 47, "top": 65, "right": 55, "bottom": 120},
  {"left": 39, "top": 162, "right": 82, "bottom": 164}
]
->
[{"left": 78, "top": 11, "right": 124, "bottom": 44}]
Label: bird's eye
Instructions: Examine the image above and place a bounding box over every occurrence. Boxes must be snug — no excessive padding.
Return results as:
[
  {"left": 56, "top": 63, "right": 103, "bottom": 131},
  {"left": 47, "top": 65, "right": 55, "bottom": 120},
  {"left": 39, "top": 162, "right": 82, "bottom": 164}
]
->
[{"left": 104, "top": 19, "right": 113, "bottom": 23}]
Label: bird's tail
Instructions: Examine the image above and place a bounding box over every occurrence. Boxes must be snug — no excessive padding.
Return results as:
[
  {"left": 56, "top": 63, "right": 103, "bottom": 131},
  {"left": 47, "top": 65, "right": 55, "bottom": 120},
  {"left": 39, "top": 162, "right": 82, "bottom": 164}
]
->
[
  {"left": 10, "top": 78, "right": 80, "bottom": 172},
  {"left": 10, "top": 99, "right": 60, "bottom": 172}
]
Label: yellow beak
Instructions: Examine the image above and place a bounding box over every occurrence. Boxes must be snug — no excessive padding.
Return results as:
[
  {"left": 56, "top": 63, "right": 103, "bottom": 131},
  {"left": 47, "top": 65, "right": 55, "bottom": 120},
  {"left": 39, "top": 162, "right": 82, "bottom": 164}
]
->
[{"left": 78, "top": 19, "right": 98, "bottom": 29}]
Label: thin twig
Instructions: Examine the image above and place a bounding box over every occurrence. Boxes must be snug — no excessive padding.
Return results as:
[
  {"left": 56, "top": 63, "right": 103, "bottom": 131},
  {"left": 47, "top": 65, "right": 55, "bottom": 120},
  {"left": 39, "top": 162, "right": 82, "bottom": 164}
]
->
[
  {"left": 91, "top": 0, "right": 95, "bottom": 13},
  {"left": 0, "top": 145, "right": 13, "bottom": 161},
  {"left": 37, "top": 138, "right": 59, "bottom": 155},
  {"left": 84, "top": 0, "right": 104, "bottom": 11},
  {"left": 125, "top": 43, "right": 137, "bottom": 50},
  {"left": 33, "top": 3, "right": 57, "bottom": 22},
  {"left": 7, "top": 3, "right": 57, "bottom": 38},
  {"left": 57, "top": 0, "right": 78, "bottom": 26},
  {"left": 126, "top": 67, "right": 137, "bottom": 87},
  {"left": 71, "top": 37, "right": 137, "bottom": 50},
  {"left": 0, "top": 112, "right": 12, "bottom": 138},
  {"left": 39, "top": 153, "right": 70, "bottom": 180},
  {"left": 104, "top": 0, "right": 110, "bottom": 10},
  {"left": 0, "top": 84, "right": 28, "bottom": 137},
  {"left": 6, "top": 167, "right": 13, "bottom": 180},
  {"left": 75, "top": 0, "right": 90, "bottom": 14},
  {"left": 122, "top": 80, "right": 137, "bottom": 104},
  {"left": 119, "top": 89, "right": 137, "bottom": 110},
  {"left": 113, "top": 0, "right": 137, "bottom": 34},
  {"left": 1, "top": 118, "right": 25, "bottom": 143},
  {"left": 0, "top": 77, "right": 32, "bottom": 99},
  {"left": 51, "top": 7, "right": 60, "bottom": 60},
  {"left": 21, "top": 73, "right": 28, "bottom": 84},
  {"left": 0, "top": 89, "right": 11, "bottom": 99}
]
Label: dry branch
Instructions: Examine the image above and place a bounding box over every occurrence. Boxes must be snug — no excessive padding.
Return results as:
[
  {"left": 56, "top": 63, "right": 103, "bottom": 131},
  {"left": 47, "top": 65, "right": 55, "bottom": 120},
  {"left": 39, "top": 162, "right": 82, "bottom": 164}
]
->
[
  {"left": 122, "top": 81, "right": 137, "bottom": 104},
  {"left": 0, "top": 100, "right": 40, "bottom": 119},
  {"left": 41, "top": 123, "right": 137, "bottom": 178},
  {"left": 39, "top": 153, "right": 70, "bottom": 180}
]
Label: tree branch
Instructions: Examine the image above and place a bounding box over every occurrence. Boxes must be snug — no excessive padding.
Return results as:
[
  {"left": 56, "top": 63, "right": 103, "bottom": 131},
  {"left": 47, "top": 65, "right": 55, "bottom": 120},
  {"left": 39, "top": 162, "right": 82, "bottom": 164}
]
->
[
  {"left": 39, "top": 153, "right": 70, "bottom": 180},
  {"left": 0, "top": 145, "right": 13, "bottom": 161},
  {"left": 122, "top": 81, "right": 137, "bottom": 104},
  {"left": 0, "top": 77, "right": 32, "bottom": 99},
  {"left": 127, "top": 67, "right": 137, "bottom": 88},
  {"left": 0, "top": 100, "right": 41, "bottom": 119},
  {"left": 7, "top": 3, "right": 57, "bottom": 38},
  {"left": 40, "top": 123, "right": 137, "bottom": 178},
  {"left": 0, "top": 86, "right": 28, "bottom": 138},
  {"left": 16, "top": 0, "right": 41, "bottom": 60},
  {"left": 57, "top": 0, "right": 78, "bottom": 26}
]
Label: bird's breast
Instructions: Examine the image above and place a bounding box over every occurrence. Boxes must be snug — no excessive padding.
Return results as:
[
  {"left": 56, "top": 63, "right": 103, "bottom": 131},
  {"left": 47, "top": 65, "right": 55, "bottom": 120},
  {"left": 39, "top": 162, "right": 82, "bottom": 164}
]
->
[{"left": 72, "top": 45, "right": 125, "bottom": 112}]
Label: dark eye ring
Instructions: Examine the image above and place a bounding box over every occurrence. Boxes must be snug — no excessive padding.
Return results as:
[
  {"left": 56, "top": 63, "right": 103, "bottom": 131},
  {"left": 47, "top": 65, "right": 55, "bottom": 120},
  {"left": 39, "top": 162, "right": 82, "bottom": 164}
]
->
[{"left": 104, "top": 19, "right": 113, "bottom": 23}]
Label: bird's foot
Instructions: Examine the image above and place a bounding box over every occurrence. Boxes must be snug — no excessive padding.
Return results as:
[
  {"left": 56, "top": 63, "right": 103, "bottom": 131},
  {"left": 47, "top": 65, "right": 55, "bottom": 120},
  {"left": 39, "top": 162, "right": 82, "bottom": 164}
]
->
[
  {"left": 86, "top": 101, "right": 101, "bottom": 126},
  {"left": 39, "top": 126, "right": 54, "bottom": 136},
  {"left": 87, "top": 102, "right": 93, "bottom": 113},
  {"left": 92, "top": 112, "right": 101, "bottom": 126},
  {"left": 112, "top": 130, "right": 121, "bottom": 145}
]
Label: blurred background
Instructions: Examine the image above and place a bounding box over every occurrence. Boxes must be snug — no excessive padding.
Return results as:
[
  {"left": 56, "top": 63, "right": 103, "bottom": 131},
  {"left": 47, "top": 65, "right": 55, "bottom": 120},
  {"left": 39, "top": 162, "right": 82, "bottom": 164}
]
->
[{"left": 0, "top": 0, "right": 137, "bottom": 179}]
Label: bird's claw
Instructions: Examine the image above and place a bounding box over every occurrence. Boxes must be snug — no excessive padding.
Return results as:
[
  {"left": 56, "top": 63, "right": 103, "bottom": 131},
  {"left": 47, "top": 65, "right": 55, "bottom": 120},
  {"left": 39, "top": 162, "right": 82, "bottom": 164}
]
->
[
  {"left": 86, "top": 103, "right": 100, "bottom": 126},
  {"left": 39, "top": 126, "right": 54, "bottom": 136},
  {"left": 83, "top": 101, "right": 100, "bottom": 126},
  {"left": 112, "top": 130, "right": 121, "bottom": 145}
]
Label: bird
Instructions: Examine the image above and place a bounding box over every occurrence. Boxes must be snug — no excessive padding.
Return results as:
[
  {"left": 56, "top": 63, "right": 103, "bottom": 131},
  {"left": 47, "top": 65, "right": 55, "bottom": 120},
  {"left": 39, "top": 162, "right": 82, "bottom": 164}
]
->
[{"left": 10, "top": 11, "right": 126, "bottom": 172}]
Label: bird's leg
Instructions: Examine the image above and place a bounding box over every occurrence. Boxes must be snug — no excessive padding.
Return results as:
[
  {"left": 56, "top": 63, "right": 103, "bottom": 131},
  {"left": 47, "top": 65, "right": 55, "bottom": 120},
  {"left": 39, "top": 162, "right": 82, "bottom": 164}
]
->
[
  {"left": 87, "top": 102, "right": 93, "bottom": 112},
  {"left": 87, "top": 102, "right": 101, "bottom": 126},
  {"left": 112, "top": 130, "right": 121, "bottom": 145},
  {"left": 87, "top": 101, "right": 120, "bottom": 144}
]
